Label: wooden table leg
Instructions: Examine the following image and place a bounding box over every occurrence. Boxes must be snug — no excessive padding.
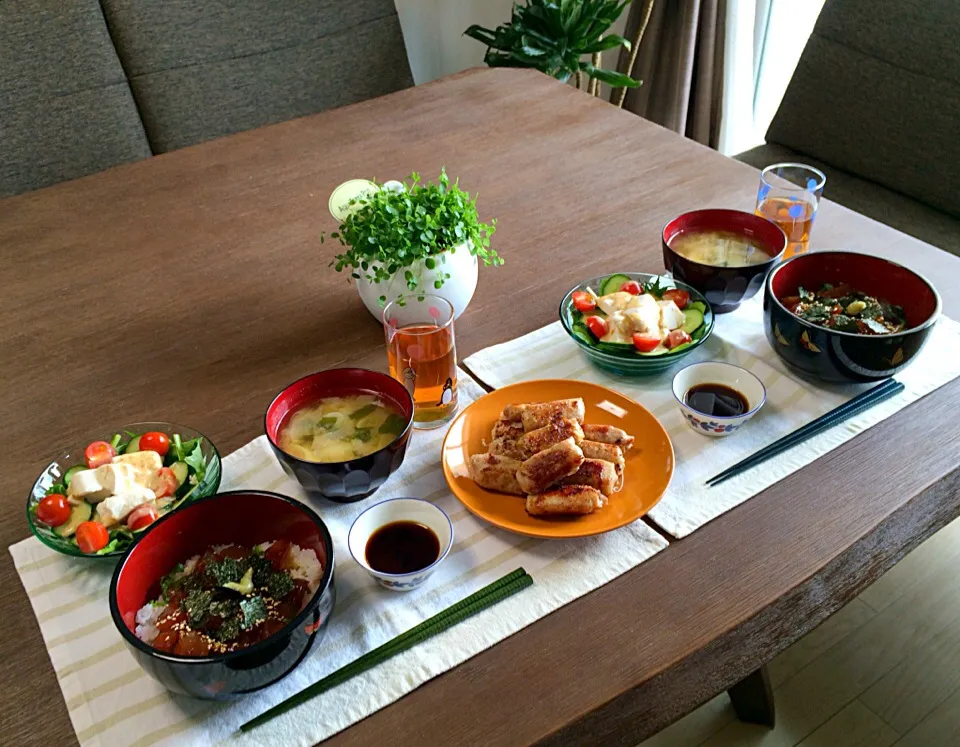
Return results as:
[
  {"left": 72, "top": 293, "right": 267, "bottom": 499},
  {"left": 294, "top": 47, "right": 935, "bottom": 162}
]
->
[{"left": 727, "top": 665, "right": 775, "bottom": 727}]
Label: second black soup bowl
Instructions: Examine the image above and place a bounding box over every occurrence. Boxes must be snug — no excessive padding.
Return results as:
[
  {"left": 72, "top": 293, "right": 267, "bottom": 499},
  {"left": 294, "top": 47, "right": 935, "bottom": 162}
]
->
[{"left": 764, "top": 251, "right": 941, "bottom": 382}]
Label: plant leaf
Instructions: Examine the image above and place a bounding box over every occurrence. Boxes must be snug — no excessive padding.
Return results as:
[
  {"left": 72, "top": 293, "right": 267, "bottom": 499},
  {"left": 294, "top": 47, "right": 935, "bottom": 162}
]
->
[
  {"left": 580, "top": 34, "right": 631, "bottom": 54},
  {"left": 582, "top": 62, "right": 641, "bottom": 88},
  {"left": 463, "top": 25, "right": 498, "bottom": 47}
]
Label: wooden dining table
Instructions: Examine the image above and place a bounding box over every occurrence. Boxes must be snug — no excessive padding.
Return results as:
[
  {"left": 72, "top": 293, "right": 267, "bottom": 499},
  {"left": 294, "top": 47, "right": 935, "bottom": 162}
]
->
[{"left": 2, "top": 68, "right": 959, "bottom": 747}]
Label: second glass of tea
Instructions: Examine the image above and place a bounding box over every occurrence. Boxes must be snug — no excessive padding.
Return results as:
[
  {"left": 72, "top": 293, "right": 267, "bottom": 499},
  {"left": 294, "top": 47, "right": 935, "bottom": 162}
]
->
[
  {"left": 755, "top": 163, "right": 826, "bottom": 259},
  {"left": 383, "top": 294, "right": 458, "bottom": 429}
]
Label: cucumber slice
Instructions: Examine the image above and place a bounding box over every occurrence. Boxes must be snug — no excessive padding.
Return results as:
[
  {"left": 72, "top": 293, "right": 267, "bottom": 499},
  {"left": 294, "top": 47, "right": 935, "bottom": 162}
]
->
[
  {"left": 63, "top": 465, "right": 87, "bottom": 487},
  {"left": 125, "top": 435, "right": 141, "bottom": 454},
  {"left": 594, "top": 341, "right": 635, "bottom": 354},
  {"left": 55, "top": 501, "right": 92, "bottom": 538},
  {"left": 688, "top": 300, "right": 707, "bottom": 315},
  {"left": 600, "top": 274, "right": 632, "bottom": 296},
  {"left": 170, "top": 461, "right": 189, "bottom": 486},
  {"left": 570, "top": 324, "right": 595, "bottom": 347},
  {"left": 681, "top": 308, "right": 704, "bottom": 335}
]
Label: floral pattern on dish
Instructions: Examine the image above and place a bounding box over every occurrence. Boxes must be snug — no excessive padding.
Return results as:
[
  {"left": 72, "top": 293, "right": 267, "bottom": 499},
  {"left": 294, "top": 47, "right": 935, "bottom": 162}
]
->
[{"left": 681, "top": 411, "right": 744, "bottom": 434}]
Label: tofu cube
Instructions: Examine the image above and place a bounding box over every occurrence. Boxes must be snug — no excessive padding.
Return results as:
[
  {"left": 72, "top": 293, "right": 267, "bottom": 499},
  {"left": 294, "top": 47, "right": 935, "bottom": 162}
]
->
[
  {"left": 95, "top": 485, "right": 156, "bottom": 526},
  {"left": 112, "top": 451, "right": 163, "bottom": 489},
  {"left": 658, "top": 299, "right": 686, "bottom": 331},
  {"left": 93, "top": 463, "right": 140, "bottom": 499},
  {"left": 66, "top": 469, "right": 108, "bottom": 501}
]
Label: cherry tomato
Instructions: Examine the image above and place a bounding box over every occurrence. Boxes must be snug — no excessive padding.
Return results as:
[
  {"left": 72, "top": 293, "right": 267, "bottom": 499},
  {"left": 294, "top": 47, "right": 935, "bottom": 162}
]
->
[
  {"left": 620, "top": 281, "right": 643, "bottom": 295},
  {"left": 664, "top": 329, "right": 693, "bottom": 350},
  {"left": 76, "top": 521, "right": 110, "bottom": 554},
  {"left": 632, "top": 333, "right": 661, "bottom": 353},
  {"left": 37, "top": 494, "right": 71, "bottom": 527},
  {"left": 584, "top": 316, "right": 609, "bottom": 339},
  {"left": 571, "top": 291, "right": 596, "bottom": 312},
  {"left": 138, "top": 431, "right": 170, "bottom": 457},
  {"left": 127, "top": 504, "right": 159, "bottom": 531},
  {"left": 661, "top": 289, "right": 690, "bottom": 309},
  {"left": 154, "top": 467, "right": 180, "bottom": 499},
  {"left": 84, "top": 440, "right": 117, "bottom": 469}
]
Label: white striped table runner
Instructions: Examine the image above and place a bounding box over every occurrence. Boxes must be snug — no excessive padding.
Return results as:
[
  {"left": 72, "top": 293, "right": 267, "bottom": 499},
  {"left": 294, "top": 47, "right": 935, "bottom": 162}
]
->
[
  {"left": 464, "top": 299, "right": 960, "bottom": 538},
  {"left": 10, "top": 372, "right": 668, "bottom": 747}
]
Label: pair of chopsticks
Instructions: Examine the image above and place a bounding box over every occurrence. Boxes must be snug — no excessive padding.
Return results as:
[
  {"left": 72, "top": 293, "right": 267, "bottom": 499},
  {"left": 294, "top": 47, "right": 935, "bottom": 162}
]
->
[
  {"left": 705, "top": 378, "right": 905, "bottom": 487},
  {"left": 240, "top": 567, "right": 534, "bottom": 732}
]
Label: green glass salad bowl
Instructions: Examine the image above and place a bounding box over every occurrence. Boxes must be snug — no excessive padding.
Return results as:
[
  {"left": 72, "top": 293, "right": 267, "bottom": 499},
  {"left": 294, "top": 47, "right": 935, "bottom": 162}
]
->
[
  {"left": 559, "top": 272, "right": 716, "bottom": 376},
  {"left": 26, "top": 421, "right": 221, "bottom": 559}
]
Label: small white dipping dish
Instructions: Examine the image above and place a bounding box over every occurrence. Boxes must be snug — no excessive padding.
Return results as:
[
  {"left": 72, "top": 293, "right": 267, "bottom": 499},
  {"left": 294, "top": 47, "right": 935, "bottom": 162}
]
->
[
  {"left": 348, "top": 498, "right": 453, "bottom": 591},
  {"left": 672, "top": 361, "right": 766, "bottom": 437}
]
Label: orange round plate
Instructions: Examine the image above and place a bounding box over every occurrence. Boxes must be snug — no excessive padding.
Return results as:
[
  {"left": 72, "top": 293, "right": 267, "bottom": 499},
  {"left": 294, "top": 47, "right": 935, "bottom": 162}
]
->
[{"left": 441, "top": 379, "right": 675, "bottom": 538}]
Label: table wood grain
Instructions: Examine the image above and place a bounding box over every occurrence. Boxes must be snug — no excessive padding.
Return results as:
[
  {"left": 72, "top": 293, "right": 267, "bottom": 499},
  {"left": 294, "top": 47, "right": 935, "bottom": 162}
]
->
[{"left": 1, "top": 68, "right": 958, "bottom": 747}]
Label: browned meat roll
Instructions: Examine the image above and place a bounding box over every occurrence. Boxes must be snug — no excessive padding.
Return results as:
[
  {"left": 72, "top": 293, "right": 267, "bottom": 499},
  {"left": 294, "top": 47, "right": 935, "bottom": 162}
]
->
[
  {"left": 515, "top": 438, "right": 584, "bottom": 494},
  {"left": 468, "top": 453, "right": 524, "bottom": 495},
  {"left": 558, "top": 458, "right": 619, "bottom": 497},
  {"left": 525, "top": 486, "right": 603, "bottom": 516},
  {"left": 491, "top": 415, "right": 525, "bottom": 442},
  {"left": 519, "top": 399, "right": 586, "bottom": 431},
  {"left": 516, "top": 418, "right": 584, "bottom": 459},
  {"left": 581, "top": 424, "right": 634, "bottom": 450},
  {"left": 579, "top": 441, "right": 625, "bottom": 472},
  {"left": 488, "top": 436, "right": 524, "bottom": 460}
]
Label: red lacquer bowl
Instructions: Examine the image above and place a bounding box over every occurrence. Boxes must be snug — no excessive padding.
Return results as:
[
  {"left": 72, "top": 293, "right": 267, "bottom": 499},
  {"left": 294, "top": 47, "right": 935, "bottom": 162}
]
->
[
  {"left": 265, "top": 368, "right": 415, "bottom": 503},
  {"left": 109, "top": 490, "right": 336, "bottom": 699},
  {"left": 764, "top": 251, "right": 941, "bottom": 382},
  {"left": 662, "top": 209, "right": 787, "bottom": 313}
]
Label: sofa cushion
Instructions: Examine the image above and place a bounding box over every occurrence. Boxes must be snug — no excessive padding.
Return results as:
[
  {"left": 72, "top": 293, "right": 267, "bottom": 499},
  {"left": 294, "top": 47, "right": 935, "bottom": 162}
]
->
[
  {"left": 737, "top": 144, "right": 960, "bottom": 258},
  {"left": 766, "top": 0, "right": 960, "bottom": 219},
  {"left": 0, "top": 1, "right": 152, "bottom": 196},
  {"left": 101, "top": 0, "right": 414, "bottom": 153}
]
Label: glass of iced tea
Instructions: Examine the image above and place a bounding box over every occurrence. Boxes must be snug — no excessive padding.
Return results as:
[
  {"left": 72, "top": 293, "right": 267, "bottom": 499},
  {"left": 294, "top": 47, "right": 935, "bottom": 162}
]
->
[
  {"left": 755, "top": 163, "right": 826, "bottom": 259},
  {"left": 383, "top": 294, "right": 458, "bottom": 429}
]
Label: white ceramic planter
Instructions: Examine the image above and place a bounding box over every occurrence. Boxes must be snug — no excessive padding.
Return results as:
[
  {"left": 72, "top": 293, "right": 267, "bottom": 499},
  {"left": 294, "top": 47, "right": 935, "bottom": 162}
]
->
[{"left": 355, "top": 241, "right": 478, "bottom": 320}]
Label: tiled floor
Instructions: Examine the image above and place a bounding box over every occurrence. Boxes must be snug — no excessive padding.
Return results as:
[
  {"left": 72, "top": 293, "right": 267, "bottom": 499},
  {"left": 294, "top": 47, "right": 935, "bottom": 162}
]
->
[{"left": 639, "top": 515, "right": 960, "bottom": 747}]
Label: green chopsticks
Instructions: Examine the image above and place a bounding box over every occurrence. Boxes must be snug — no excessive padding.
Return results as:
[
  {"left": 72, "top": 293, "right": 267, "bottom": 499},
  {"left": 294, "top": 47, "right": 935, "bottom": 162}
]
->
[{"left": 240, "top": 567, "right": 534, "bottom": 733}]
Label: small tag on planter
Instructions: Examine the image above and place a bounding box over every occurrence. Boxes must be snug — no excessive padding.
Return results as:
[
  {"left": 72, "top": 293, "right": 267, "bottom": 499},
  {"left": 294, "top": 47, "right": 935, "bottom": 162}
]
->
[
  {"left": 328, "top": 179, "right": 378, "bottom": 222},
  {"left": 329, "top": 179, "right": 407, "bottom": 222}
]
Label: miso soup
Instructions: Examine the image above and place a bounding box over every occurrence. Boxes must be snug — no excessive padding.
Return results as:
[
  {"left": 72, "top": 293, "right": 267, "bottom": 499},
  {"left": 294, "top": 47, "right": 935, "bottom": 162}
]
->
[
  {"left": 670, "top": 229, "right": 772, "bottom": 268},
  {"left": 278, "top": 394, "right": 407, "bottom": 462}
]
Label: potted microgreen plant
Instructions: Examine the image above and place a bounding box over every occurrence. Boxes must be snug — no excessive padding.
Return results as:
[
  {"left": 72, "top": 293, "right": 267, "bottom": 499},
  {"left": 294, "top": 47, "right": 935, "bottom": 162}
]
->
[{"left": 326, "top": 169, "right": 500, "bottom": 319}]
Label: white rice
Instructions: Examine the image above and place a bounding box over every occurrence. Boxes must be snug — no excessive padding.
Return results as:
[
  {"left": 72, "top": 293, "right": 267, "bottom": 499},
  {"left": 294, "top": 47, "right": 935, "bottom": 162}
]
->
[
  {"left": 286, "top": 543, "right": 323, "bottom": 595},
  {"left": 134, "top": 541, "right": 323, "bottom": 645}
]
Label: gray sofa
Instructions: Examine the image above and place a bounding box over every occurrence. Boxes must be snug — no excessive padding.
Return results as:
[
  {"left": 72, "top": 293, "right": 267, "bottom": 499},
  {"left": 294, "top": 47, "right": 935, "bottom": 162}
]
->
[
  {"left": 737, "top": 0, "right": 960, "bottom": 257},
  {"left": 1, "top": 1, "right": 413, "bottom": 197}
]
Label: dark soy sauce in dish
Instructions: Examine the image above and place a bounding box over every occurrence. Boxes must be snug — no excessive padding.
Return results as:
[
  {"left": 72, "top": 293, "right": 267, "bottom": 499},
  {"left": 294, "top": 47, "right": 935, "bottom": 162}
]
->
[
  {"left": 686, "top": 383, "right": 749, "bottom": 417},
  {"left": 365, "top": 521, "right": 440, "bottom": 574}
]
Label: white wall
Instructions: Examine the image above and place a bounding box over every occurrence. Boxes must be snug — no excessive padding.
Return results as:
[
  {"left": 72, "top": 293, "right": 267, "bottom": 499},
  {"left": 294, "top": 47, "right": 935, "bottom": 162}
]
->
[
  {"left": 395, "top": 0, "right": 629, "bottom": 86},
  {"left": 395, "top": 0, "right": 517, "bottom": 84}
]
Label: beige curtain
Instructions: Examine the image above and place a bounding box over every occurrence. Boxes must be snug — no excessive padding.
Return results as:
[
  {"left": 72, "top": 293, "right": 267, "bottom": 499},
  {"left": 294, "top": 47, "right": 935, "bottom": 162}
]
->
[{"left": 616, "top": 0, "right": 727, "bottom": 148}]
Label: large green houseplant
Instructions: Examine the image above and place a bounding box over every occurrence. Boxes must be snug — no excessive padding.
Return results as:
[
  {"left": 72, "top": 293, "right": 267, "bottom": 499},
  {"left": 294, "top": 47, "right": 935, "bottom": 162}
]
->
[
  {"left": 326, "top": 169, "right": 500, "bottom": 319},
  {"left": 465, "top": 0, "right": 640, "bottom": 92}
]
